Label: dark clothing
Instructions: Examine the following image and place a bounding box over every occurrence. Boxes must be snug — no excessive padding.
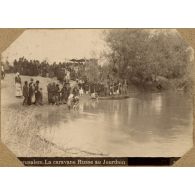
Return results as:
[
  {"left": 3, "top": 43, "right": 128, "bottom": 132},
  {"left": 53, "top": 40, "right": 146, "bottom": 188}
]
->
[
  {"left": 84, "top": 83, "right": 89, "bottom": 92},
  {"left": 1, "top": 71, "right": 5, "bottom": 80},
  {"left": 55, "top": 85, "right": 61, "bottom": 104},
  {"left": 29, "top": 83, "right": 34, "bottom": 96},
  {"left": 34, "top": 84, "right": 43, "bottom": 105},
  {"left": 47, "top": 83, "right": 53, "bottom": 104},
  {"left": 15, "top": 76, "right": 21, "bottom": 84},
  {"left": 50, "top": 83, "right": 57, "bottom": 104},
  {"left": 60, "top": 85, "right": 67, "bottom": 103},
  {"left": 23, "top": 85, "right": 29, "bottom": 97},
  {"left": 72, "top": 87, "right": 79, "bottom": 96},
  {"left": 34, "top": 84, "right": 40, "bottom": 105},
  {"left": 23, "top": 85, "right": 29, "bottom": 105},
  {"left": 114, "top": 82, "right": 118, "bottom": 92},
  {"left": 28, "top": 83, "right": 35, "bottom": 105},
  {"left": 48, "top": 83, "right": 58, "bottom": 104}
]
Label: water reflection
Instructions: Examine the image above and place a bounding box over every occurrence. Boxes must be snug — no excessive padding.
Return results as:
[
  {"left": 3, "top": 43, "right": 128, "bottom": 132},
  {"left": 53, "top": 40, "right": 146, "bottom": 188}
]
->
[
  {"left": 37, "top": 92, "right": 193, "bottom": 157},
  {"left": 3, "top": 74, "right": 191, "bottom": 157}
]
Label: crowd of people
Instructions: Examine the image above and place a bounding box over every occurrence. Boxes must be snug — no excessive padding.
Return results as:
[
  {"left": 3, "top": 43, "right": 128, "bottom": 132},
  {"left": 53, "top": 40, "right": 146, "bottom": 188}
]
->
[
  {"left": 11, "top": 57, "right": 129, "bottom": 110},
  {"left": 15, "top": 72, "right": 81, "bottom": 110},
  {"left": 15, "top": 73, "right": 43, "bottom": 106},
  {"left": 15, "top": 73, "right": 129, "bottom": 111}
]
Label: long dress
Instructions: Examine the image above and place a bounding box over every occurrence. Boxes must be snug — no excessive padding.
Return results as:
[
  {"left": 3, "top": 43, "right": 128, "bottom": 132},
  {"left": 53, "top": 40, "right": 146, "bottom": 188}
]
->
[
  {"left": 28, "top": 83, "right": 35, "bottom": 104},
  {"left": 15, "top": 76, "right": 22, "bottom": 97}
]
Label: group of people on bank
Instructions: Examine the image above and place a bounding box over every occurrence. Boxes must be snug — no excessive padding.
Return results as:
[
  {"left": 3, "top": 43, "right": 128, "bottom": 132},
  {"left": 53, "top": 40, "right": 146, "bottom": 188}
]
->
[
  {"left": 15, "top": 72, "right": 80, "bottom": 110},
  {"left": 47, "top": 81, "right": 71, "bottom": 105},
  {"left": 47, "top": 81, "right": 80, "bottom": 110},
  {"left": 14, "top": 70, "right": 129, "bottom": 109},
  {"left": 15, "top": 73, "right": 43, "bottom": 106}
]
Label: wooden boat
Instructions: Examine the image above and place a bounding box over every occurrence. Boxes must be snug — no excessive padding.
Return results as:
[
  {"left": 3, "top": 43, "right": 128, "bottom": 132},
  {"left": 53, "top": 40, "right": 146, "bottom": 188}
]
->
[{"left": 92, "top": 95, "right": 130, "bottom": 100}]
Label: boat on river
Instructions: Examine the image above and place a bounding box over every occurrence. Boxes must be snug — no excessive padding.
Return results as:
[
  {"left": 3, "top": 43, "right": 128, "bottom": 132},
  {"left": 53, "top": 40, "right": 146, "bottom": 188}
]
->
[{"left": 92, "top": 95, "right": 130, "bottom": 100}]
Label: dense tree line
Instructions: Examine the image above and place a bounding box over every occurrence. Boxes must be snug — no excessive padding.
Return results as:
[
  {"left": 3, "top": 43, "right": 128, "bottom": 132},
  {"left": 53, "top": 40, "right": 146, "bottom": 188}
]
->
[
  {"left": 10, "top": 57, "right": 88, "bottom": 82},
  {"left": 103, "top": 29, "right": 194, "bottom": 90}
]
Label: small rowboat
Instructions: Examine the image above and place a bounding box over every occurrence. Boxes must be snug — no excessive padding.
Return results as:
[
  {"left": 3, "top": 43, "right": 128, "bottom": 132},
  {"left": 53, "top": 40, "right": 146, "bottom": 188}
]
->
[{"left": 92, "top": 95, "right": 130, "bottom": 100}]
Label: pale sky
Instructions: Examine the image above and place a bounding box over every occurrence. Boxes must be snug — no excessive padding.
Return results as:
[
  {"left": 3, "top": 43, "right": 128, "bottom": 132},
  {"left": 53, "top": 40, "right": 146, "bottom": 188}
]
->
[
  {"left": 2, "top": 29, "right": 193, "bottom": 65},
  {"left": 2, "top": 29, "right": 107, "bottom": 64}
]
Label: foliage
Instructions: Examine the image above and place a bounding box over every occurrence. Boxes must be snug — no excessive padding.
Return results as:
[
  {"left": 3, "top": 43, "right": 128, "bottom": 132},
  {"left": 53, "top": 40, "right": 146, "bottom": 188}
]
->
[
  {"left": 84, "top": 59, "right": 100, "bottom": 83},
  {"left": 103, "top": 29, "right": 194, "bottom": 88}
]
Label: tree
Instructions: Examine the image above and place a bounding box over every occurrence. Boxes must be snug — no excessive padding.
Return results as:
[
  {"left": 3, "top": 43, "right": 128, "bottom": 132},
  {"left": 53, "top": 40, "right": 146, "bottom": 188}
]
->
[
  {"left": 85, "top": 59, "right": 100, "bottom": 83},
  {"left": 103, "top": 29, "right": 192, "bottom": 86}
]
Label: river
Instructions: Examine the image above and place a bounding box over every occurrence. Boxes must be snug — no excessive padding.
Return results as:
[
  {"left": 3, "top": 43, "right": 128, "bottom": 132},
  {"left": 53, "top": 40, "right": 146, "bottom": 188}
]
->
[{"left": 38, "top": 91, "right": 193, "bottom": 157}]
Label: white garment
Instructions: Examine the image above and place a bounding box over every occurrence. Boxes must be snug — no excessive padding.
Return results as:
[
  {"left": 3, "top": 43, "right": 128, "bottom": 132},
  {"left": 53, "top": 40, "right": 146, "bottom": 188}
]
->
[
  {"left": 79, "top": 88, "right": 84, "bottom": 96},
  {"left": 68, "top": 94, "right": 74, "bottom": 99},
  {"left": 91, "top": 93, "right": 96, "bottom": 99},
  {"left": 15, "top": 83, "right": 22, "bottom": 97},
  {"left": 31, "top": 94, "right": 35, "bottom": 102},
  {"left": 67, "top": 94, "right": 74, "bottom": 106}
]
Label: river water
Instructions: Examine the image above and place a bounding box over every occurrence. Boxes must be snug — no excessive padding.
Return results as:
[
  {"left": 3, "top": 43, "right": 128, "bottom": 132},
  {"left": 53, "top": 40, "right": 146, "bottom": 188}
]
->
[{"left": 38, "top": 92, "right": 193, "bottom": 157}]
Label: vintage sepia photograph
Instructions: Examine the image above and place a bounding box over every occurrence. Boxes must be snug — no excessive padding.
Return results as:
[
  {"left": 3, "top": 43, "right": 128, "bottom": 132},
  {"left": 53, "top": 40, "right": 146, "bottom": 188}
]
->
[{"left": 0, "top": 29, "right": 194, "bottom": 164}]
